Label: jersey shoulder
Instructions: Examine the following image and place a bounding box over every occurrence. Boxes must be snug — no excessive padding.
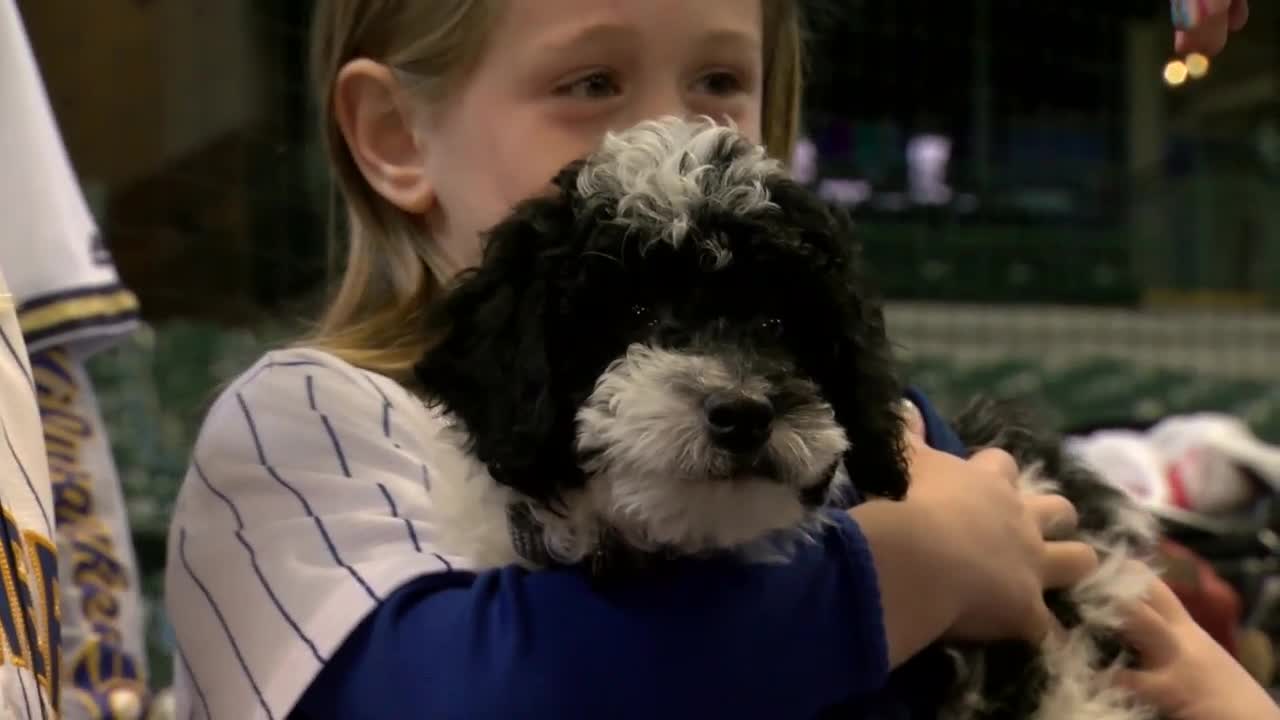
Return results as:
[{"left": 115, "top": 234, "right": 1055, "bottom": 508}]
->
[{"left": 195, "top": 346, "right": 444, "bottom": 470}]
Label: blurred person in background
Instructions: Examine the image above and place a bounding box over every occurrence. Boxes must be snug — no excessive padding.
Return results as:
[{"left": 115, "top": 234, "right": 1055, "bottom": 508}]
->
[{"left": 2, "top": 0, "right": 151, "bottom": 717}]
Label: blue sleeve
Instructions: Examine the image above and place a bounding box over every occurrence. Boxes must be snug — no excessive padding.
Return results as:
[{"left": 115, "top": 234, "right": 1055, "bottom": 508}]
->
[
  {"left": 291, "top": 511, "right": 889, "bottom": 719},
  {"left": 904, "top": 386, "right": 969, "bottom": 459}
]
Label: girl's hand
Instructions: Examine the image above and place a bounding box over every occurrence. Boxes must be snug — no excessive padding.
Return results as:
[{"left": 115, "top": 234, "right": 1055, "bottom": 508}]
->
[
  {"left": 860, "top": 400, "right": 1098, "bottom": 668},
  {"left": 896, "top": 399, "right": 1097, "bottom": 644},
  {"left": 1115, "top": 567, "right": 1280, "bottom": 720},
  {"left": 1173, "top": 0, "right": 1249, "bottom": 56},
  {"left": 902, "top": 432, "right": 1097, "bottom": 645}
]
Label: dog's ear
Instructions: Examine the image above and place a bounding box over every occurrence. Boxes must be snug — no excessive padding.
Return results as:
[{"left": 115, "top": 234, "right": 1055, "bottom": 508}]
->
[
  {"left": 826, "top": 208, "right": 910, "bottom": 501},
  {"left": 828, "top": 326, "right": 911, "bottom": 502},
  {"left": 414, "top": 194, "right": 580, "bottom": 502},
  {"left": 766, "top": 179, "right": 911, "bottom": 501},
  {"left": 551, "top": 159, "right": 587, "bottom": 195}
]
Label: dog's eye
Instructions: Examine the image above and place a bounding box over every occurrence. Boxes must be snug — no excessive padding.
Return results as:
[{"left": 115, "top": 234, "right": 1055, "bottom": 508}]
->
[
  {"left": 757, "top": 317, "right": 785, "bottom": 340},
  {"left": 630, "top": 303, "right": 659, "bottom": 329}
]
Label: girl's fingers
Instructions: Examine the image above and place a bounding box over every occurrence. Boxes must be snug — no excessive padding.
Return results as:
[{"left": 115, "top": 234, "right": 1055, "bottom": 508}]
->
[
  {"left": 1116, "top": 597, "right": 1180, "bottom": 667},
  {"left": 1041, "top": 541, "right": 1099, "bottom": 589},
  {"left": 1112, "top": 667, "right": 1166, "bottom": 700},
  {"left": 1028, "top": 494, "right": 1079, "bottom": 538},
  {"left": 968, "top": 447, "right": 1020, "bottom": 487}
]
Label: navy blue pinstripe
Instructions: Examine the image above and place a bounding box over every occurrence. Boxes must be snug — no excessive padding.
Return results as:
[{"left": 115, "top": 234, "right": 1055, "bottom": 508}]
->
[
  {"left": 358, "top": 377, "right": 428, "bottom": 554},
  {"left": 0, "top": 324, "right": 32, "bottom": 388},
  {"left": 360, "top": 374, "right": 393, "bottom": 439},
  {"left": 234, "top": 391, "right": 380, "bottom": 602},
  {"left": 193, "top": 459, "right": 325, "bottom": 664},
  {"left": 244, "top": 358, "right": 381, "bottom": 403},
  {"left": 241, "top": 359, "right": 330, "bottom": 389},
  {"left": 175, "top": 640, "right": 213, "bottom": 720},
  {"left": 1, "top": 421, "right": 51, "bottom": 537},
  {"left": 305, "top": 375, "right": 423, "bottom": 554},
  {"left": 13, "top": 649, "right": 34, "bottom": 720},
  {"left": 414, "top": 464, "right": 453, "bottom": 570},
  {"left": 177, "top": 528, "right": 274, "bottom": 720}
]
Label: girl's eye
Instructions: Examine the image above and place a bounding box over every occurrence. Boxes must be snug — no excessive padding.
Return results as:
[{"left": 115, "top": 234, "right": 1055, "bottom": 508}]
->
[
  {"left": 694, "top": 71, "right": 746, "bottom": 97},
  {"left": 556, "top": 71, "right": 622, "bottom": 100}
]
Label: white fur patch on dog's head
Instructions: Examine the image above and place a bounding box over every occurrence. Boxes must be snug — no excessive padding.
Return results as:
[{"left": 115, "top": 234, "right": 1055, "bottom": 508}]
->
[{"left": 575, "top": 116, "right": 786, "bottom": 258}]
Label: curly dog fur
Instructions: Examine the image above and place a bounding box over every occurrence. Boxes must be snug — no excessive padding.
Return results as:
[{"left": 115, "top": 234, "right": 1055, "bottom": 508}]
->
[{"left": 414, "top": 117, "right": 1162, "bottom": 718}]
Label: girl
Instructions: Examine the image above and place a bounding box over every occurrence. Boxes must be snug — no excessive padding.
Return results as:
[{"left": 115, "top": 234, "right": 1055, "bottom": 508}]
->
[{"left": 163, "top": 1, "right": 1243, "bottom": 718}]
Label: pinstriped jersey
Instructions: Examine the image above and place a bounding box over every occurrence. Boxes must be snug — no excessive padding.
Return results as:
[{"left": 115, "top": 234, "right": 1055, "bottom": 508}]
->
[
  {"left": 165, "top": 349, "right": 464, "bottom": 719},
  {"left": 2, "top": 2, "right": 149, "bottom": 716},
  {"left": 0, "top": 268, "right": 61, "bottom": 720}
]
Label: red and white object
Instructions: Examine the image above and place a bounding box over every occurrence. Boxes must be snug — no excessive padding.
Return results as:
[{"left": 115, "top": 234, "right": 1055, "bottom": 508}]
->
[{"left": 1068, "top": 413, "right": 1280, "bottom": 515}]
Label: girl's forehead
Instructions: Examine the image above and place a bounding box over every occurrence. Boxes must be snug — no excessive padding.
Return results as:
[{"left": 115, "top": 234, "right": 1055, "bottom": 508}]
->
[{"left": 492, "top": 0, "right": 764, "bottom": 54}]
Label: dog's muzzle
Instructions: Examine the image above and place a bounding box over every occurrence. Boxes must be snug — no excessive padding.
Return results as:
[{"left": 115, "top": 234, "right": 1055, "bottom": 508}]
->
[{"left": 704, "top": 392, "right": 774, "bottom": 455}]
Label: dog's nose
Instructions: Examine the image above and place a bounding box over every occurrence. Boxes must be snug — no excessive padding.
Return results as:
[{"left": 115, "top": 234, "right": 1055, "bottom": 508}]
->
[{"left": 704, "top": 394, "right": 774, "bottom": 453}]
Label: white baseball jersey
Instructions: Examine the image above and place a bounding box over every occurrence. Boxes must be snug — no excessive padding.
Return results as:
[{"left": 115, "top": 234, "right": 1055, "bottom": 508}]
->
[
  {"left": 2, "top": 2, "right": 148, "bottom": 717},
  {"left": 0, "top": 267, "right": 61, "bottom": 720},
  {"left": 0, "top": 0, "right": 139, "bottom": 358},
  {"left": 166, "top": 349, "right": 461, "bottom": 719}
]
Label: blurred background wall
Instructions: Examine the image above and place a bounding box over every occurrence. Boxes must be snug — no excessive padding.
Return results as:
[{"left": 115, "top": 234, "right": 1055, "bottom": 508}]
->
[{"left": 11, "top": 0, "right": 1280, "bottom": 687}]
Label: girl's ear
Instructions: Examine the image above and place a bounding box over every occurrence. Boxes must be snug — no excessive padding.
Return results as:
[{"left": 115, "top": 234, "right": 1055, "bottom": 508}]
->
[{"left": 333, "top": 59, "right": 435, "bottom": 214}]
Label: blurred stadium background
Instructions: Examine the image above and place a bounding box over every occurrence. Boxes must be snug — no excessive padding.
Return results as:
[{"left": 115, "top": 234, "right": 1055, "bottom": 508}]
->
[{"left": 15, "top": 0, "right": 1280, "bottom": 688}]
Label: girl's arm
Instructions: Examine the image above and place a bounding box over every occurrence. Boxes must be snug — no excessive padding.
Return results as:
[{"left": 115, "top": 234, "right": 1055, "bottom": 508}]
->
[
  {"left": 167, "top": 350, "right": 915, "bottom": 719},
  {"left": 167, "top": 350, "right": 1083, "bottom": 719},
  {"left": 293, "top": 511, "right": 893, "bottom": 718}
]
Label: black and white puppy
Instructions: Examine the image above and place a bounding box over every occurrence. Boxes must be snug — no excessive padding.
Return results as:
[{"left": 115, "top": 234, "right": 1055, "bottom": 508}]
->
[
  {"left": 415, "top": 117, "right": 908, "bottom": 571},
  {"left": 414, "top": 117, "right": 1161, "bottom": 719}
]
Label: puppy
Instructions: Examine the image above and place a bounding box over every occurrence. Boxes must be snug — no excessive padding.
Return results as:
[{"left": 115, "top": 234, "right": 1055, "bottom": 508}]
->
[
  {"left": 414, "top": 117, "right": 1161, "bottom": 719},
  {"left": 414, "top": 117, "right": 908, "bottom": 572}
]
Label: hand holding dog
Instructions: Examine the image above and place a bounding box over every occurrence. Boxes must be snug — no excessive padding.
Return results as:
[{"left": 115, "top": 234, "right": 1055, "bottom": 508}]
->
[
  {"left": 1115, "top": 569, "right": 1280, "bottom": 720},
  {"left": 904, "top": 432, "right": 1100, "bottom": 645},
  {"left": 856, "top": 411, "right": 1099, "bottom": 667}
]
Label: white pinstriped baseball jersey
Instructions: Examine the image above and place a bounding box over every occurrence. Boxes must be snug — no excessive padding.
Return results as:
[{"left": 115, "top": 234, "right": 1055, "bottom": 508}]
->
[
  {"left": 0, "top": 267, "right": 60, "bottom": 720},
  {"left": 2, "top": 2, "right": 149, "bottom": 716},
  {"left": 165, "top": 349, "right": 463, "bottom": 719}
]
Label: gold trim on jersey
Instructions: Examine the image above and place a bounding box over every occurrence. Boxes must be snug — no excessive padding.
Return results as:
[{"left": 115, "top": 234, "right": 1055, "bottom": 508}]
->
[
  {"left": 0, "top": 510, "right": 57, "bottom": 706},
  {"left": 18, "top": 287, "right": 139, "bottom": 338},
  {"left": 24, "top": 530, "right": 59, "bottom": 708},
  {"left": 0, "top": 514, "right": 32, "bottom": 672}
]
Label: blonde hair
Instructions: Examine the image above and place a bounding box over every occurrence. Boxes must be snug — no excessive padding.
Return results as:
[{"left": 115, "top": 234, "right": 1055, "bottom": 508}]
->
[{"left": 306, "top": 0, "right": 806, "bottom": 382}]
